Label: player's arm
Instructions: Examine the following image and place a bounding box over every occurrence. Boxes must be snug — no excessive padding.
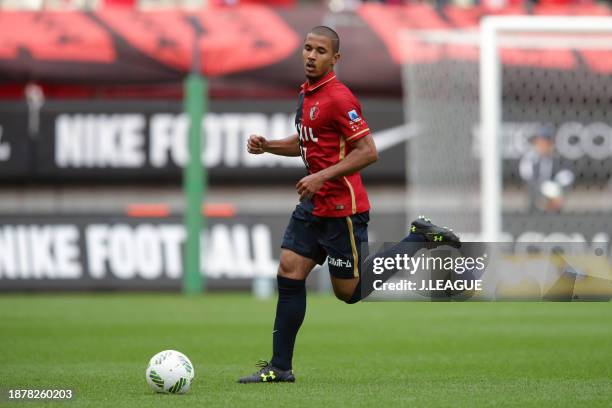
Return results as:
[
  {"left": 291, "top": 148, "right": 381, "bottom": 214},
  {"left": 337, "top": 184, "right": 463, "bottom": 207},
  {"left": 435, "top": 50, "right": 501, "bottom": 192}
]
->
[
  {"left": 318, "top": 134, "right": 378, "bottom": 180},
  {"left": 247, "top": 134, "right": 301, "bottom": 157},
  {"left": 296, "top": 134, "right": 378, "bottom": 200}
]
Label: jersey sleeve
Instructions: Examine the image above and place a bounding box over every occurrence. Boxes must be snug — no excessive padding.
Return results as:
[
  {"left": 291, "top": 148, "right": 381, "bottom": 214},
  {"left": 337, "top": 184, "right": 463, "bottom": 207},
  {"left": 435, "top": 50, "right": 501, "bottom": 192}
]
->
[{"left": 332, "top": 96, "right": 371, "bottom": 143}]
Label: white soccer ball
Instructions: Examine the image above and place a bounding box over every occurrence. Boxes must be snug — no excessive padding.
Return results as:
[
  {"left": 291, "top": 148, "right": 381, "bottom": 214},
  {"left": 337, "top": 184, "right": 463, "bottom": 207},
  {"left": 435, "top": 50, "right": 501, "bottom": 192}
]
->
[{"left": 145, "top": 350, "right": 195, "bottom": 394}]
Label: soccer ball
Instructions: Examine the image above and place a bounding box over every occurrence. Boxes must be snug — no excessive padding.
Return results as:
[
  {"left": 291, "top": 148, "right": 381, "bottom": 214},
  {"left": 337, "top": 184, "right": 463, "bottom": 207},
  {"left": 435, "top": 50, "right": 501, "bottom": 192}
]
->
[{"left": 145, "top": 350, "right": 195, "bottom": 394}]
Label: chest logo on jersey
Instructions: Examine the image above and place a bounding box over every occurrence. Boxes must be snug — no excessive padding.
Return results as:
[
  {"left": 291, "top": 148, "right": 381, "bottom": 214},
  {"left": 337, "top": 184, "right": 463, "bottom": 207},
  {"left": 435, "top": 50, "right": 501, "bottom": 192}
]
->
[
  {"left": 309, "top": 106, "right": 319, "bottom": 121},
  {"left": 298, "top": 124, "right": 318, "bottom": 143}
]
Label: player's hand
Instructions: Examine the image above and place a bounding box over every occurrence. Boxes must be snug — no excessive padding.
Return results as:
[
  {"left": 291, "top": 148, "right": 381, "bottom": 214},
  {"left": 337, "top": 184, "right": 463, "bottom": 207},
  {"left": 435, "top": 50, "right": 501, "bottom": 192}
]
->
[
  {"left": 247, "top": 135, "right": 268, "bottom": 154},
  {"left": 296, "top": 173, "right": 325, "bottom": 201}
]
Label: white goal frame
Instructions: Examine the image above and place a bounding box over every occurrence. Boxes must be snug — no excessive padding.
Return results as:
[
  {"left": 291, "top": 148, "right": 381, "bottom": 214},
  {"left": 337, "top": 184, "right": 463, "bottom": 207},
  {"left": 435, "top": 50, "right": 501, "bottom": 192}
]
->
[{"left": 480, "top": 16, "right": 612, "bottom": 241}]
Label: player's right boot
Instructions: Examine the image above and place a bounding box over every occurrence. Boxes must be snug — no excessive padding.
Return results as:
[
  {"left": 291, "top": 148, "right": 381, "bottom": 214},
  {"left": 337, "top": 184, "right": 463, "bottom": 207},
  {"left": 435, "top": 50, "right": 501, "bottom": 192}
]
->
[
  {"left": 410, "top": 215, "right": 461, "bottom": 248},
  {"left": 237, "top": 360, "right": 296, "bottom": 384}
]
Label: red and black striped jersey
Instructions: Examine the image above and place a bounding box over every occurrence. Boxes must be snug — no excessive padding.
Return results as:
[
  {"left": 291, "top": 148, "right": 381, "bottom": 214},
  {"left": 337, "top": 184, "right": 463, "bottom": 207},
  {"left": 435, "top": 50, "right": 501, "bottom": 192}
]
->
[{"left": 295, "top": 71, "right": 371, "bottom": 217}]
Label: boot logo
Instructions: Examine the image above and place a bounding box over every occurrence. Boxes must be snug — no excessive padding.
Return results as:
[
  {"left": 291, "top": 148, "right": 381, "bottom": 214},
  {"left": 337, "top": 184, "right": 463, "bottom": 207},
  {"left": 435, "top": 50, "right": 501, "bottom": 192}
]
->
[{"left": 260, "top": 371, "right": 276, "bottom": 382}]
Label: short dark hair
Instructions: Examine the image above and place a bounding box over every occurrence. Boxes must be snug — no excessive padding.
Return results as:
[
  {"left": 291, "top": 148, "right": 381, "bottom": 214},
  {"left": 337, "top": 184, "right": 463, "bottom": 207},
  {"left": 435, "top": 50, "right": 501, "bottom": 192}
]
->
[{"left": 309, "top": 26, "right": 340, "bottom": 54}]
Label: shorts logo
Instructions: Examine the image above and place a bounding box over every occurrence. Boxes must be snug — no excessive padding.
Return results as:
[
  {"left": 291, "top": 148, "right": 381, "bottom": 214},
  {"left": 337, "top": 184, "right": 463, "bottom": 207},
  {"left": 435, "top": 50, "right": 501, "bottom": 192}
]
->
[
  {"left": 348, "top": 109, "right": 360, "bottom": 121},
  {"left": 328, "top": 256, "right": 352, "bottom": 268},
  {"left": 310, "top": 106, "right": 319, "bottom": 120}
]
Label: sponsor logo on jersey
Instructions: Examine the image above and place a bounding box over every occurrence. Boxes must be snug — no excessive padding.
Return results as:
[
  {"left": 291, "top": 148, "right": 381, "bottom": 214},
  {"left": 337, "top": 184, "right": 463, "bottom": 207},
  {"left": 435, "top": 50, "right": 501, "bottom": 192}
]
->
[
  {"left": 297, "top": 124, "right": 318, "bottom": 143},
  {"left": 328, "top": 256, "right": 352, "bottom": 268}
]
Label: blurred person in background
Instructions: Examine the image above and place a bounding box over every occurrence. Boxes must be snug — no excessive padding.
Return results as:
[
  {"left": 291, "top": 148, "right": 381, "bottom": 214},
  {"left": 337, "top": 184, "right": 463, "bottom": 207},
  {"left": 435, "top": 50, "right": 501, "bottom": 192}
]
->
[{"left": 519, "top": 124, "right": 575, "bottom": 213}]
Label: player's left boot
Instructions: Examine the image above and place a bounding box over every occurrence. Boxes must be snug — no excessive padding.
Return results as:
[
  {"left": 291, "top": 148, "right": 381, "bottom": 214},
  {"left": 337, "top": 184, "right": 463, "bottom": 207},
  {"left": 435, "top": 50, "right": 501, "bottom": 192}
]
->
[
  {"left": 237, "top": 360, "right": 296, "bottom": 384},
  {"left": 410, "top": 215, "right": 461, "bottom": 248}
]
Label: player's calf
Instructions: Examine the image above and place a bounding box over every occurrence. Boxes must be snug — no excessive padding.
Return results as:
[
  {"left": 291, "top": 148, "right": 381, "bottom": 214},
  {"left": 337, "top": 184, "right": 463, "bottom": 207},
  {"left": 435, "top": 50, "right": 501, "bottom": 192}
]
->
[{"left": 330, "top": 276, "right": 359, "bottom": 302}]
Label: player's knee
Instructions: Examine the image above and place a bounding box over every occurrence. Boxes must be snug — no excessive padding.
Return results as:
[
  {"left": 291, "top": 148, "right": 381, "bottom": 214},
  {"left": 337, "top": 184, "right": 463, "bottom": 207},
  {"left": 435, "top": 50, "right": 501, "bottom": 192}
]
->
[
  {"left": 277, "top": 258, "right": 304, "bottom": 280},
  {"left": 277, "top": 258, "right": 293, "bottom": 278}
]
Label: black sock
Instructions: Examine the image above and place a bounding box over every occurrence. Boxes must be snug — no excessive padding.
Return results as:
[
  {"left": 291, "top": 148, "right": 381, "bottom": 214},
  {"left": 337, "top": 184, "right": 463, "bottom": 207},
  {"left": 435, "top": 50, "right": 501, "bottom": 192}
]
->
[
  {"left": 270, "top": 275, "right": 306, "bottom": 371},
  {"left": 346, "top": 232, "right": 426, "bottom": 304}
]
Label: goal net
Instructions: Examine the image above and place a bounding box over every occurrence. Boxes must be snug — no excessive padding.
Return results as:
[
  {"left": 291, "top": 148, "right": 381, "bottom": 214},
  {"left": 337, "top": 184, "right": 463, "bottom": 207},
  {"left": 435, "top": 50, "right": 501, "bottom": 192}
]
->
[{"left": 401, "top": 16, "right": 612, "bottom": 245}]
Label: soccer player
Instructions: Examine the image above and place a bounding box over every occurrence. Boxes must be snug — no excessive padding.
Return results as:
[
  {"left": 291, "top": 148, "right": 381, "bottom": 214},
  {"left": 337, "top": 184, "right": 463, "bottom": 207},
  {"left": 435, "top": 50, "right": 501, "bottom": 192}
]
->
[{"left": 238, "top": 26, "right": 459, "bottom": 384}]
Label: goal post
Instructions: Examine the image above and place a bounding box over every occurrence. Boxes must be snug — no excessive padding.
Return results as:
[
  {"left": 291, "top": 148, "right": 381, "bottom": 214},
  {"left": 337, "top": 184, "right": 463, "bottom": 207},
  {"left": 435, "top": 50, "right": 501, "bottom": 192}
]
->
[
  {"left": 480, "top": 16, "right": 612, "bottom": 242},
  {"left": 401, "top": 16, "right": 612, "bottom": 242}
]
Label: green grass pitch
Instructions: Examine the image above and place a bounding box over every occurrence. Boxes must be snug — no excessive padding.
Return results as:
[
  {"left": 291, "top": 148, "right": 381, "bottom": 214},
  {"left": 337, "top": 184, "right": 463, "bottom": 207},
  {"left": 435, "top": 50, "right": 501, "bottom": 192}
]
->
[{"left": 1, "top": 294, "right": 610, "bottom": 407}]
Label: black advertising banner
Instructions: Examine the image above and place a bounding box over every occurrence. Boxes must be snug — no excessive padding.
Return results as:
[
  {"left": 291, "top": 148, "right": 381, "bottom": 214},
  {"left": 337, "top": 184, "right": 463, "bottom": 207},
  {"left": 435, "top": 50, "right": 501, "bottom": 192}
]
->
[
  {"left": 32, "top": 99, "right": 406, "bottom": 183},
  {"left": 0, "top": 214, "right": 285, "bottom": 291},
  {"left": 35, "top": 99, "right": 307, "bottom": 181},
  {"left": 0, "top": 211, "right": 408, "bottom": 291},
  {"left": 0, "top": 102, "right": 30, "bottom": 179},
  {"left": 0, "top": 211, "right": 610, "bottom": 292},
  {"left": 2, "top": 98, "right": 612, "bottom": 186}
]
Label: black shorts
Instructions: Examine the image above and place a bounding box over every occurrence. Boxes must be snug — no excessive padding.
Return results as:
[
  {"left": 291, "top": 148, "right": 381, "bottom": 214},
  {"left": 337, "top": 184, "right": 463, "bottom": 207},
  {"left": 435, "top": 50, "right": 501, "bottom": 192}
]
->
[{"left": 281, "top": 204, "right": 369, "bottom": 279}]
